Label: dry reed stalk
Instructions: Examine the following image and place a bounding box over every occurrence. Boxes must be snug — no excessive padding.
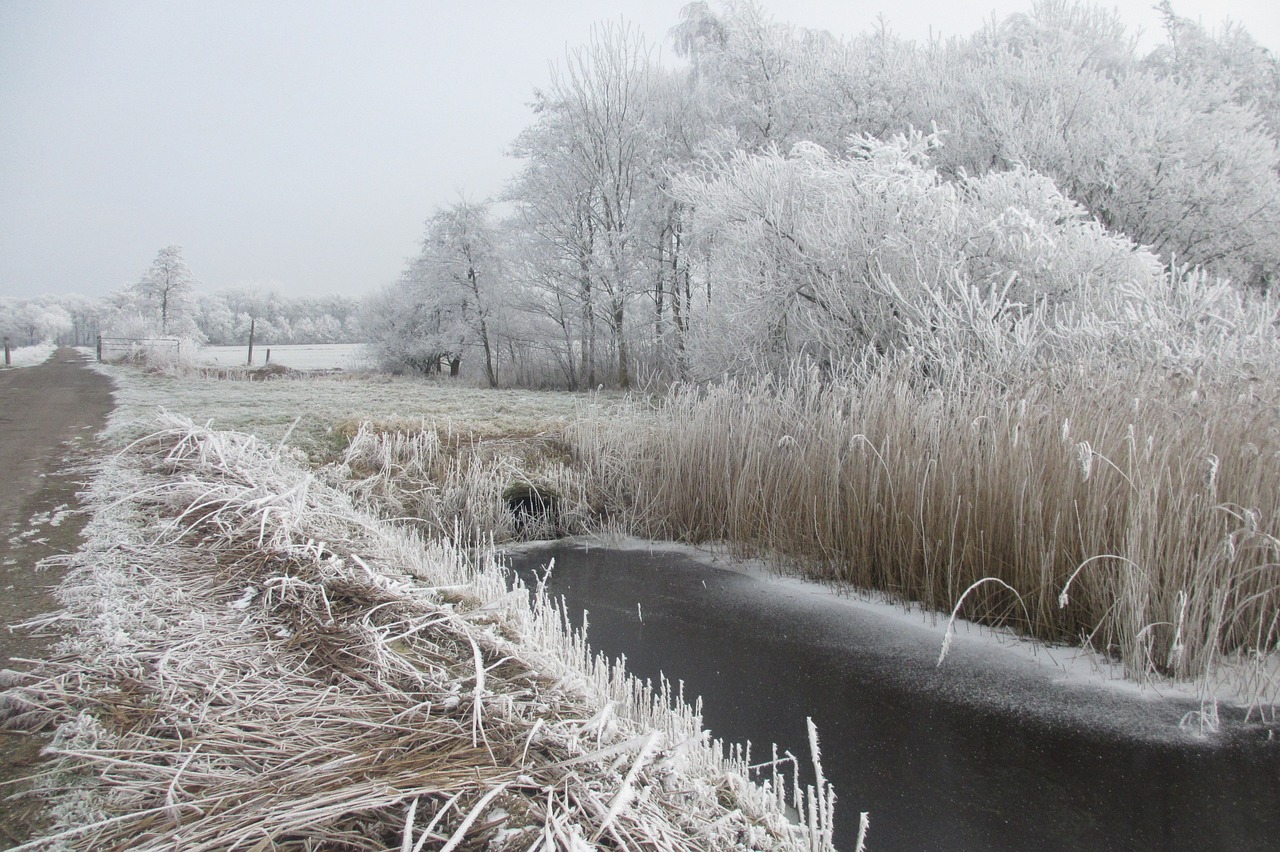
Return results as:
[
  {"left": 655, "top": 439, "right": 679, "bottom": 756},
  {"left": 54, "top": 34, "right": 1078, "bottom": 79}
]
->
[
  {"left": 570, "top": 360, "right": 1280, "bottom": 710},
  {"left": 1, "top": 413, "right": 837, "bottom": 850}
]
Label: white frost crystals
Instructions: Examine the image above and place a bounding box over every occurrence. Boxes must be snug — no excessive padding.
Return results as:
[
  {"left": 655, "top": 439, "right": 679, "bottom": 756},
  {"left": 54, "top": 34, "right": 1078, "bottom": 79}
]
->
[{"left": 0, "top": 413, "right": 842, "bottom": 851}]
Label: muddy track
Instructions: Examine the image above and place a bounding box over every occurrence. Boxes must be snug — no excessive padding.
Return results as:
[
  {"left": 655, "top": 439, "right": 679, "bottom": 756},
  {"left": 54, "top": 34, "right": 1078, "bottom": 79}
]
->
[{"left": 0, "top": 349, "right": 113, "bottom": 847}]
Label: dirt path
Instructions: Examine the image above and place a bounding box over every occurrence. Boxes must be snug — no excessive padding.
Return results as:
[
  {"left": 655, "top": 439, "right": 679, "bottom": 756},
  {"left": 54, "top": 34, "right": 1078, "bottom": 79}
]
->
[{"left": 0, "top": 349, "right": 113, "bottom": 847}]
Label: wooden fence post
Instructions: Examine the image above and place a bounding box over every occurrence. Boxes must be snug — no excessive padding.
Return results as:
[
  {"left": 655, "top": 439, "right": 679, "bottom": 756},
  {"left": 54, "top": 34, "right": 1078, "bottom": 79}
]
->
[
  {"left": 3, "top": 336, "right": 10, "bottom": 367},
  {"left": 96, "top": 335, "right": 103, "bottom": 362},
  {"left": 247, "top": 319, "right": 255, "bottom": 366}
]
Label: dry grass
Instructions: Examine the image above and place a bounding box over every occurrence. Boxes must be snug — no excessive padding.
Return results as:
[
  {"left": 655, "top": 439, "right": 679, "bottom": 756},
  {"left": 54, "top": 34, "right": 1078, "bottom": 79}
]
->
[
  {"left": 334, "top": 417, "right": 598, "bottom": 543},
  {"left": 570, "top": 360, "right": 1280, "bottom": 713},
  {"left": 0, "top": 414, "right": 837, "bottom": 850},
  {"left": 91, "top": 356, "right": 619, "bottom": 544},
  {"left": 1, "top": 343, "right": 56, "bottom": 369}
]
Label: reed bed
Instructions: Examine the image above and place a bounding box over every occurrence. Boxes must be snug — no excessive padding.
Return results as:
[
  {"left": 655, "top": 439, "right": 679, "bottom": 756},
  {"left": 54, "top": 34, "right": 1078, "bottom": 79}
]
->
[
  {"left": 1, "top": 413, "right": 839, "bottom": 850},
  {"left": 570, "top": 360, "right": 1280, "bottom": 714}
]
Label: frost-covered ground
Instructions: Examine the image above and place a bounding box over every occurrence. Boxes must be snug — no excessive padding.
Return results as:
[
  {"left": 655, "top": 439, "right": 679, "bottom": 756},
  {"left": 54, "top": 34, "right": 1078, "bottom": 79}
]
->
[
  {"left": 1, "top": 343, "right": 55, "bottom": 368},
  {"left": 91, "top": 358, "right": 615, "bottom": 457},
  {"left": 197, "top": 342, "right": 367, "bottom": 370},
  {"left": 89, "top": 361, "right": 1276, "bottom": 725},
  {"left": 1, "top": 415, "right": 835, "bottom": 850}
]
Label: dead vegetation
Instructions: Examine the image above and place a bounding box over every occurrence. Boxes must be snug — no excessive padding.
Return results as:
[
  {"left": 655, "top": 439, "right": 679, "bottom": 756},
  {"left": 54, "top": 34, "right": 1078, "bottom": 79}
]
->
[
  {"left": 568, "top": 360, "right": 1280, "bottom": 718},
  {"left": 0, "top": 414, "right": 837, "bottom": 850},
  {"left": 332, "top": 417, "right": 598, "bottom": 544}
]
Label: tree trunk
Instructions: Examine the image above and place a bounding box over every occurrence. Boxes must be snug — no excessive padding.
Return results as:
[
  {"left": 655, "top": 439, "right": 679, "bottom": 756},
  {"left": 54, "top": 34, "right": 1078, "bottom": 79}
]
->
[
  {"left": 655, "top": 219, "right": 666, "bottom": 342},
  {"left": 479, "top": 317, "right": 498, "bottom": 387},
  {"left": 614, "top": 298, "right": 628, "bottom": 389}
]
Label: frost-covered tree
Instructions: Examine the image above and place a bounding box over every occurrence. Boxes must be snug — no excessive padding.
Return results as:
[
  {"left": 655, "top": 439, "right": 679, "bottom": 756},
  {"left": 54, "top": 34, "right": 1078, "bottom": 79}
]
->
[
  {"left": 416, "top": 200, "right": 503, "bottom": 386},
  {"left": 192, "top": 290, "right": 360, "bottom": 345},
  {"left": 673, "top": 131, "right": 1160, "bottom": 378},
  {"left": 364, "top": 201, "right": 505, "bottom": 383},
  {"left": 392, "top": 1, "right": 1280, "bottom": 386},
  {"left": 512, "top": 23, "right": 660, "bottom": 388},
  {"left": 130, "top": 245, "right": 200, "bottom": 337},
  {"left": 55, "top": 293, "right": 105, "bottom": 345},
  {"left": 1144, "top": 1, "right": 1280, "bottom": 136},
  {"left": 671, "top": 2, "right": 925, "bottom": 155},
  {"left": 502, "top": 173, "right": 599, "bottom": 389},
  {"left": 193, "top": 292, "right": 238, "bottom": 344},
  {"left": 666, "top": 2, "right": 1280, "bottom": 290},
  {"left": 0, "top": 297, "right": 73, "bottom": 346},
  {"left": 904, "top": 1, "right": 1280, "bottom": 288}
]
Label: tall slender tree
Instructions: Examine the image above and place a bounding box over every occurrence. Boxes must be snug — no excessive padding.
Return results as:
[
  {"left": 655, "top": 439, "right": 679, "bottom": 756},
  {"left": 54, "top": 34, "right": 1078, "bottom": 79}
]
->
[
  {"left": 520, "top": 22, "right": 659, "bottom": 388},
  {"left": 134, "top": 244, "right": 197, "bottom": 332},
  {"left": 132, "top": 245, "right": 200, "bottom": 338}
]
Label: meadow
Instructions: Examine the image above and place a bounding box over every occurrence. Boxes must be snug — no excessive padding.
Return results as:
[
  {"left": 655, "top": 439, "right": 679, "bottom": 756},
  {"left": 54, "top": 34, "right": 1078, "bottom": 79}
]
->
[
  {"left": 98, "top": 356, "right": 604, "bottom": 456},
  {"left": 196, "top": 342, "right": 367, "bottom": 371}
]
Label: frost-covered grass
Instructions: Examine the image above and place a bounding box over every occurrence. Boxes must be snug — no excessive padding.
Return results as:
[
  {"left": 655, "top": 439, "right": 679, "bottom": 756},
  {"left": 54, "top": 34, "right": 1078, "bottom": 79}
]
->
[
  {"left": 88, "top": 354, "right": 1280, "bottom": 719},
  {"left": 92, "top": 359, "right": 611, "bottom": 460},
  {"left": 337, "top": 420, "right": 599, "bottom": 544},
  {"left": 0, "top": 415, "right": 839, "bottom": 850},
  {"left": 90, "top": 363, "right": 618, "bottom": 547},
  {"left": 1, "top": 342, "right": 56, "bottom": 368}
]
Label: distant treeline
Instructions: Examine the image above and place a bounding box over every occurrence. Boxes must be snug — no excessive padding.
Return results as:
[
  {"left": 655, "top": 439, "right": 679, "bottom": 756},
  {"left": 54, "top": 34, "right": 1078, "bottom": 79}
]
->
[{"left": 0, "top": 285, "right": 362, "bottom": 348}]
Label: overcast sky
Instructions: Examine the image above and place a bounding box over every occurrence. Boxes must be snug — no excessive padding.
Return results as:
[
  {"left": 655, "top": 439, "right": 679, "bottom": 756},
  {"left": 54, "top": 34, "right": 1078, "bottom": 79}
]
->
[{"left": 2, "top": 0, "right": 1277, "bottom": 301}]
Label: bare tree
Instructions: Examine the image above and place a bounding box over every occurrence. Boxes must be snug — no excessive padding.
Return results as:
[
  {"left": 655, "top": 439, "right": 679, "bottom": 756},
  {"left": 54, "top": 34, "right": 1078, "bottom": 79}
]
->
[
  {"left": 527, "top": 22, "right": 658, "bottom": 389},
  {"left": 366, "top": 200, "right": 505, "bottom": 384}
]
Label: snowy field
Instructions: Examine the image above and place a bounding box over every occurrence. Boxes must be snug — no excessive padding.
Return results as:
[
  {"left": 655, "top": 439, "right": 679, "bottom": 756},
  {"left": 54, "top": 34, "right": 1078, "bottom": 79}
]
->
[
  {"left": 1, "top": 342, "right": 55, "bottom": 368},
  {"left": 91, "top": 358, "right": 614, "bottom": 458},
  {"left": 197, "top": 342, "right": 368, "bottom": 370}
]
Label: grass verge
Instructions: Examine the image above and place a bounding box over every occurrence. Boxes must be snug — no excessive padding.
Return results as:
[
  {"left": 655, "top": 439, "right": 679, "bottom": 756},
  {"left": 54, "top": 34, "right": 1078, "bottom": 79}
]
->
[{"left": 0, "top": 414, "right": 837, "bottom": 850}]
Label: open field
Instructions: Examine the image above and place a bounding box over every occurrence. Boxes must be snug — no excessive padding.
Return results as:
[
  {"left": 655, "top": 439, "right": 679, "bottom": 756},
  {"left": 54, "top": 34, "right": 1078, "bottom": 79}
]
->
[
  {"left": 197, "top": 342, "right": 368, "bottom": 371},
  {"left": 94, "top": 358, "right": 613, "bottom": 458}
]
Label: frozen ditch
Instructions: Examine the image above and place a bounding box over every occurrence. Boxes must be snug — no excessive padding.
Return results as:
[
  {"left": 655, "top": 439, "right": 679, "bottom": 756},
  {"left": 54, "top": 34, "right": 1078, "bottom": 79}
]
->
[{"left": 503, "top": 540, "right": 1280, "bottom": 851}]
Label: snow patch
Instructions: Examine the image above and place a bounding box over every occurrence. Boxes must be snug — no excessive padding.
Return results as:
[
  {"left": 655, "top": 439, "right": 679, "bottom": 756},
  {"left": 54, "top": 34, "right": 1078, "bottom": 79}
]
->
[{"left": 1, "top": 343, "right": 56, "bottom": 369}]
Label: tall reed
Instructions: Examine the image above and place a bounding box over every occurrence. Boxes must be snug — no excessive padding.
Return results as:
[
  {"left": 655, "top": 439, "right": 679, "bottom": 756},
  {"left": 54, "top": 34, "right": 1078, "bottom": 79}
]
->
[{"left": 571, "top": 359, "right": 1280, "bottom": 701}]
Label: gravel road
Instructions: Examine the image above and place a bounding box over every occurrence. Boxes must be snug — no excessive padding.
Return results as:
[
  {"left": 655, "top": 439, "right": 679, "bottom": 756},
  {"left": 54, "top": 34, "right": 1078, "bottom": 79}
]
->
[{"left": 0, "top": 348, "right": 113, "bottom": 847}]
